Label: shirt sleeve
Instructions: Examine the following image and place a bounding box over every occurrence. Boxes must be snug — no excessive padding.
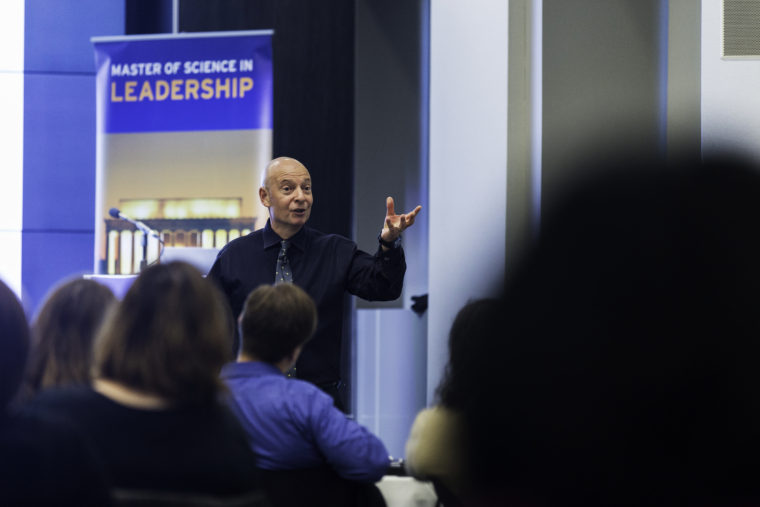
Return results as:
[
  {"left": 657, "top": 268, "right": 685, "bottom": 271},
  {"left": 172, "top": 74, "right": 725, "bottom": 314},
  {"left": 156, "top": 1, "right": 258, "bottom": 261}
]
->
[
  {"left": 308, "top": 390, "right": 391, "bottom": 483},
  {"left": 345, "top": 243, "right": 407, "bottom": 301}
]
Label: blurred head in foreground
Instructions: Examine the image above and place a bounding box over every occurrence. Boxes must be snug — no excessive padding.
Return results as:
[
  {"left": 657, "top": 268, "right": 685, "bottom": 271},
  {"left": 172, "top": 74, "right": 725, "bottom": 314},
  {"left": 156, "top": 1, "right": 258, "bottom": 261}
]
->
[
  {"left": 0, "top": 280, "right": 29, "bottom": 411},
  {"left": 435, "top": 298, "right": 501, "bottom": 411},
  {"left": 93, "top": 261, "right": 230, "bottom": 405},
  {"left": 465, "top": 151, "right": 760, "bottom": 505},
  {"left": 25, "top": 278, "right": 116, "bottom": 396}
]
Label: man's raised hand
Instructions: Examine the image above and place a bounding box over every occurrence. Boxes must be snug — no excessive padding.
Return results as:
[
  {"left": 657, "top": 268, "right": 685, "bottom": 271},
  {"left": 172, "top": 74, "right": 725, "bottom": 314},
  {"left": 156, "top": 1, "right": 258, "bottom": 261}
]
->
[{"left": 381, "top": 196, "right": 422, "bottom": 243}]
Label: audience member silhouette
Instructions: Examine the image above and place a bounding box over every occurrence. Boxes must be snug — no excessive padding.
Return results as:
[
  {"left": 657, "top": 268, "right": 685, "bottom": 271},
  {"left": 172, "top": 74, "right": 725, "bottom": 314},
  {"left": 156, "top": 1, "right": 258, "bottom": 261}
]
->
[
  {"left": 405, "top": 298, "right": 501, "bottom": 505},
  {"left": 0, "top": 278, "right": 110, "bottom": 505},
  {"left": 24, "top": 262, "right": 265, "bottom": 505},
  {"left": 23, "top": 277, "right": 116, "bottom": 398},
  {"left": 221, "top": 283, "right": 389, "bottom": 507},
  {"left": 462, "top": 151, "right": 760, "bottom": 506}
]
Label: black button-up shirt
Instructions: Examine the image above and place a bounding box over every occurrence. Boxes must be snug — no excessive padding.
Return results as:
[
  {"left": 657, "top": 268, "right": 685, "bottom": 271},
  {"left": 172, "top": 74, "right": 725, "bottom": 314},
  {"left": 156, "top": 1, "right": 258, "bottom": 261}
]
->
[{"left": 208, "top": 220, "right": 406, "bottom": 385}]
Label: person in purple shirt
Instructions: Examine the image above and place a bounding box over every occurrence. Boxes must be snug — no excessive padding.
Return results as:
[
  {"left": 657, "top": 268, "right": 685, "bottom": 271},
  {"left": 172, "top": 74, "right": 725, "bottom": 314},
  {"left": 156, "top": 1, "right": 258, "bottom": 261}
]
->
[
  {"left": 220, "top": 282, "right": 391, "bottom": 484},
  {"left": 209, "top": 156, "right": 421, "bottom": 411}
]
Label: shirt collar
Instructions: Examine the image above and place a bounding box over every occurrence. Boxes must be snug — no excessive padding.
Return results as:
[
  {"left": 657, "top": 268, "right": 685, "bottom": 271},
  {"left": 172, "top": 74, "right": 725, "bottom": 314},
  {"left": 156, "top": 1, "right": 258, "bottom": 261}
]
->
[
  {"left": 220, "top": 360, "right": 282, "bottom": 379},
  {"left": 263, "top": 219, "right": 307, "bottom": 252}
]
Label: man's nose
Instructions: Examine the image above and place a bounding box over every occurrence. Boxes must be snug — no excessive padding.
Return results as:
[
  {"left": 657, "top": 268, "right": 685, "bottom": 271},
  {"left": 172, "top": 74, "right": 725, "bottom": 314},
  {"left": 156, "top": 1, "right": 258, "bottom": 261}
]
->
[{"left": 294, "top": 187, "right": 305, "bottom": 200}]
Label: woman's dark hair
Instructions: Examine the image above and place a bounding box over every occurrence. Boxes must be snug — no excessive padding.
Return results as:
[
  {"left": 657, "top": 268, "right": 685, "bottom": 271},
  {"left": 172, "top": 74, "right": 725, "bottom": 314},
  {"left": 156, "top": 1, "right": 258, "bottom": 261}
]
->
[
  {"left": 435, "top": 298, "right": 501, "bottom": 409},
  {"left": 0, "top": 279, "right": 29, "bottom": 409},
  {"left": 239, "top": 283, "right": 317, "bottom": 364},
  {"left": 93, "top": 261, "right": 230, "bottom": 405},
  {"left": 25, "top": 278, "right": 116, "bottom": 395}
]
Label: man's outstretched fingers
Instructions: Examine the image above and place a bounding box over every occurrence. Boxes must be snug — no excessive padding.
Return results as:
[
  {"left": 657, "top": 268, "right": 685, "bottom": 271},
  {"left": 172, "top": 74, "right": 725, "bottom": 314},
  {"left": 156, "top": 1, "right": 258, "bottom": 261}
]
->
[{"left": 386, "top": 196, "right": 396, "bottom": 217}]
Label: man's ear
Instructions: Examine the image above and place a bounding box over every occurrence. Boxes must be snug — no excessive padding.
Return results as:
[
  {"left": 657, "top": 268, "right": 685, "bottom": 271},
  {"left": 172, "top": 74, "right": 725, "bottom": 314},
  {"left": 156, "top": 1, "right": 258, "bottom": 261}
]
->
[{"left": 259, "top": 186, "right": 270, "bottom": 207}]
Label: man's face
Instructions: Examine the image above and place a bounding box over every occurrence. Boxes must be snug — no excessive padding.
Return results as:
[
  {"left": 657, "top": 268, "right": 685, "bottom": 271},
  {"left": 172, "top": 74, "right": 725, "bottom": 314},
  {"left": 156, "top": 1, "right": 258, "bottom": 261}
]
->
[{"left": 259, "top": 159, "right": 313, "bottom": 235}]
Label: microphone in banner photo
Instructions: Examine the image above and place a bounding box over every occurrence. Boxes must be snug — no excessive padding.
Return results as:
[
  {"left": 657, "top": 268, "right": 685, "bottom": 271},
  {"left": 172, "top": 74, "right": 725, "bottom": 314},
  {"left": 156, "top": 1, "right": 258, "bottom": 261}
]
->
[
  {"left": 108, "top": 208, "right": 160, "bottom": 238},
  {"left": 108, "top": 207, "right": 164, "bottom": 271}
]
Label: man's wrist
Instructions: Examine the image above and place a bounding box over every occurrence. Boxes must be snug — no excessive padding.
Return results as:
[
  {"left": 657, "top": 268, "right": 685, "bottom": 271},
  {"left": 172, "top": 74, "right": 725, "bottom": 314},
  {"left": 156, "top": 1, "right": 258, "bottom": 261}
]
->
[{"left": 378, "top": 232, "right": 401, "bottom": 249}]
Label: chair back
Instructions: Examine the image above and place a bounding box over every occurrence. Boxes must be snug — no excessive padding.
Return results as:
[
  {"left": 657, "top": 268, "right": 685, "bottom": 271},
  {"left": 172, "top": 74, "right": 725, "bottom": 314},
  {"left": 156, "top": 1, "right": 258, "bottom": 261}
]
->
[
  {"left": 257, "top": 466, "right": 385, "bottom": 507},
  {"left": 111, "top": 488, "right": 270, "bottom": 507}
]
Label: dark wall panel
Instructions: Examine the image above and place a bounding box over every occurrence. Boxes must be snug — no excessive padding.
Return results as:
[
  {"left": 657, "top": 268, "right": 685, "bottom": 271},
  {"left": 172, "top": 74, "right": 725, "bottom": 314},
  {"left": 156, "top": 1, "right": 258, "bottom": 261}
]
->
[
  {"left": 180, "top": 0, "right": 275, "bottom": 32},
  {"left": 271, "top": 0, "right": 354, "bottom": 238},
  {"left": 542, "top": 0, "right": 662, "bottom": 214},
  {"left": 180, "top": 0, "right": 355, "bottom": 238},
  {"left": 126, "top": 0, "right": 173, "bottom": 35}
]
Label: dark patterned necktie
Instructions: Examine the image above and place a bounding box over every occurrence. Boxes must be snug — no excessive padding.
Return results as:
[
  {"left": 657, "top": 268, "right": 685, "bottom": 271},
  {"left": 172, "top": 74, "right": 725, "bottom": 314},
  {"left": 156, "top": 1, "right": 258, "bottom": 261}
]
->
[{"left": 275, "top": 239, "right": 293, "bottom": 284}]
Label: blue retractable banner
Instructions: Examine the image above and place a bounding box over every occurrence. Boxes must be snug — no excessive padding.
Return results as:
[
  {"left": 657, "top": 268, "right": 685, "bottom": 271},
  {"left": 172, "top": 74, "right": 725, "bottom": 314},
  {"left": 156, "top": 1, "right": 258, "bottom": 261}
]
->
[
  {"left": 92, "top": 31, "right": 273, "bottom": 276},
  {"left": 93, "top": 32, "right": 272, "bottom": 133}
]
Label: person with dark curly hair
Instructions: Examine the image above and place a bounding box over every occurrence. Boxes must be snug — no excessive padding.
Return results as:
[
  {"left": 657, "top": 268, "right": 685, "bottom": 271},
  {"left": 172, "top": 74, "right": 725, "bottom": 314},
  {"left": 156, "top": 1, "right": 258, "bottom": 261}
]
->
[{"left": 405, "top": 298, "right": 501, "bottom": 506}]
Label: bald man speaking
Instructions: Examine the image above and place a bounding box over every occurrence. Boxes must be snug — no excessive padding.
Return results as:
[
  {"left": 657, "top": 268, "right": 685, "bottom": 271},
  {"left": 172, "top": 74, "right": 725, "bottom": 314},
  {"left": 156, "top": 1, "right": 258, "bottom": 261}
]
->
[{"left": 208, "top": 157, "right": 421, "bottom": 411}]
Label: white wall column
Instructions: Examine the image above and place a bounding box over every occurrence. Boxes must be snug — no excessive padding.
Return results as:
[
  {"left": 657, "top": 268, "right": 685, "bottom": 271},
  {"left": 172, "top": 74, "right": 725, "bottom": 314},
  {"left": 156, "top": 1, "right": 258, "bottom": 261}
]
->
[
  {"left": 0, "top": 0, "right": 25, "bottom": 298},
  {"left": 702, "top": 0, "right": 760, "bottom": 158},
  {"left": 428, "top": 0, "right": 508, "bottom": 403}
]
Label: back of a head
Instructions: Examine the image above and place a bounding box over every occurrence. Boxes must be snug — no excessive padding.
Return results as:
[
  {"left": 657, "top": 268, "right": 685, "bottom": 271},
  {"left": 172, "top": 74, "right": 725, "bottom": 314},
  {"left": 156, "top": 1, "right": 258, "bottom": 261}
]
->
[
  {"left": 0, "top": 280, "right": 29, "bottom": 410},
  {"left": 435, "top": 298, "right": 501, "bottom": 410},
  {"left": 464, "top": 152, "right": 760, "bottom": 505},
  {"left": 26, "top": 278, "right": 116, "bottom": 395},
  {"left": 93, "top": 261, "right": 230, "bottom": 405},
  {"left": 239, "top": 283, "right": 317, "bottom": 364}
]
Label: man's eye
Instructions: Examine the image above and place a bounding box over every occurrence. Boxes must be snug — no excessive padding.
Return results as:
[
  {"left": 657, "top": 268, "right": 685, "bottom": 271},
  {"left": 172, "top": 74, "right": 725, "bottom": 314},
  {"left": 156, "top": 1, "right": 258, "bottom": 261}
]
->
[
  {"left": 282, "top": 186, "right": 291, "bottom": 192},
  {"left": 303, "top": 186, "right": 311, "bottom": 192}
]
